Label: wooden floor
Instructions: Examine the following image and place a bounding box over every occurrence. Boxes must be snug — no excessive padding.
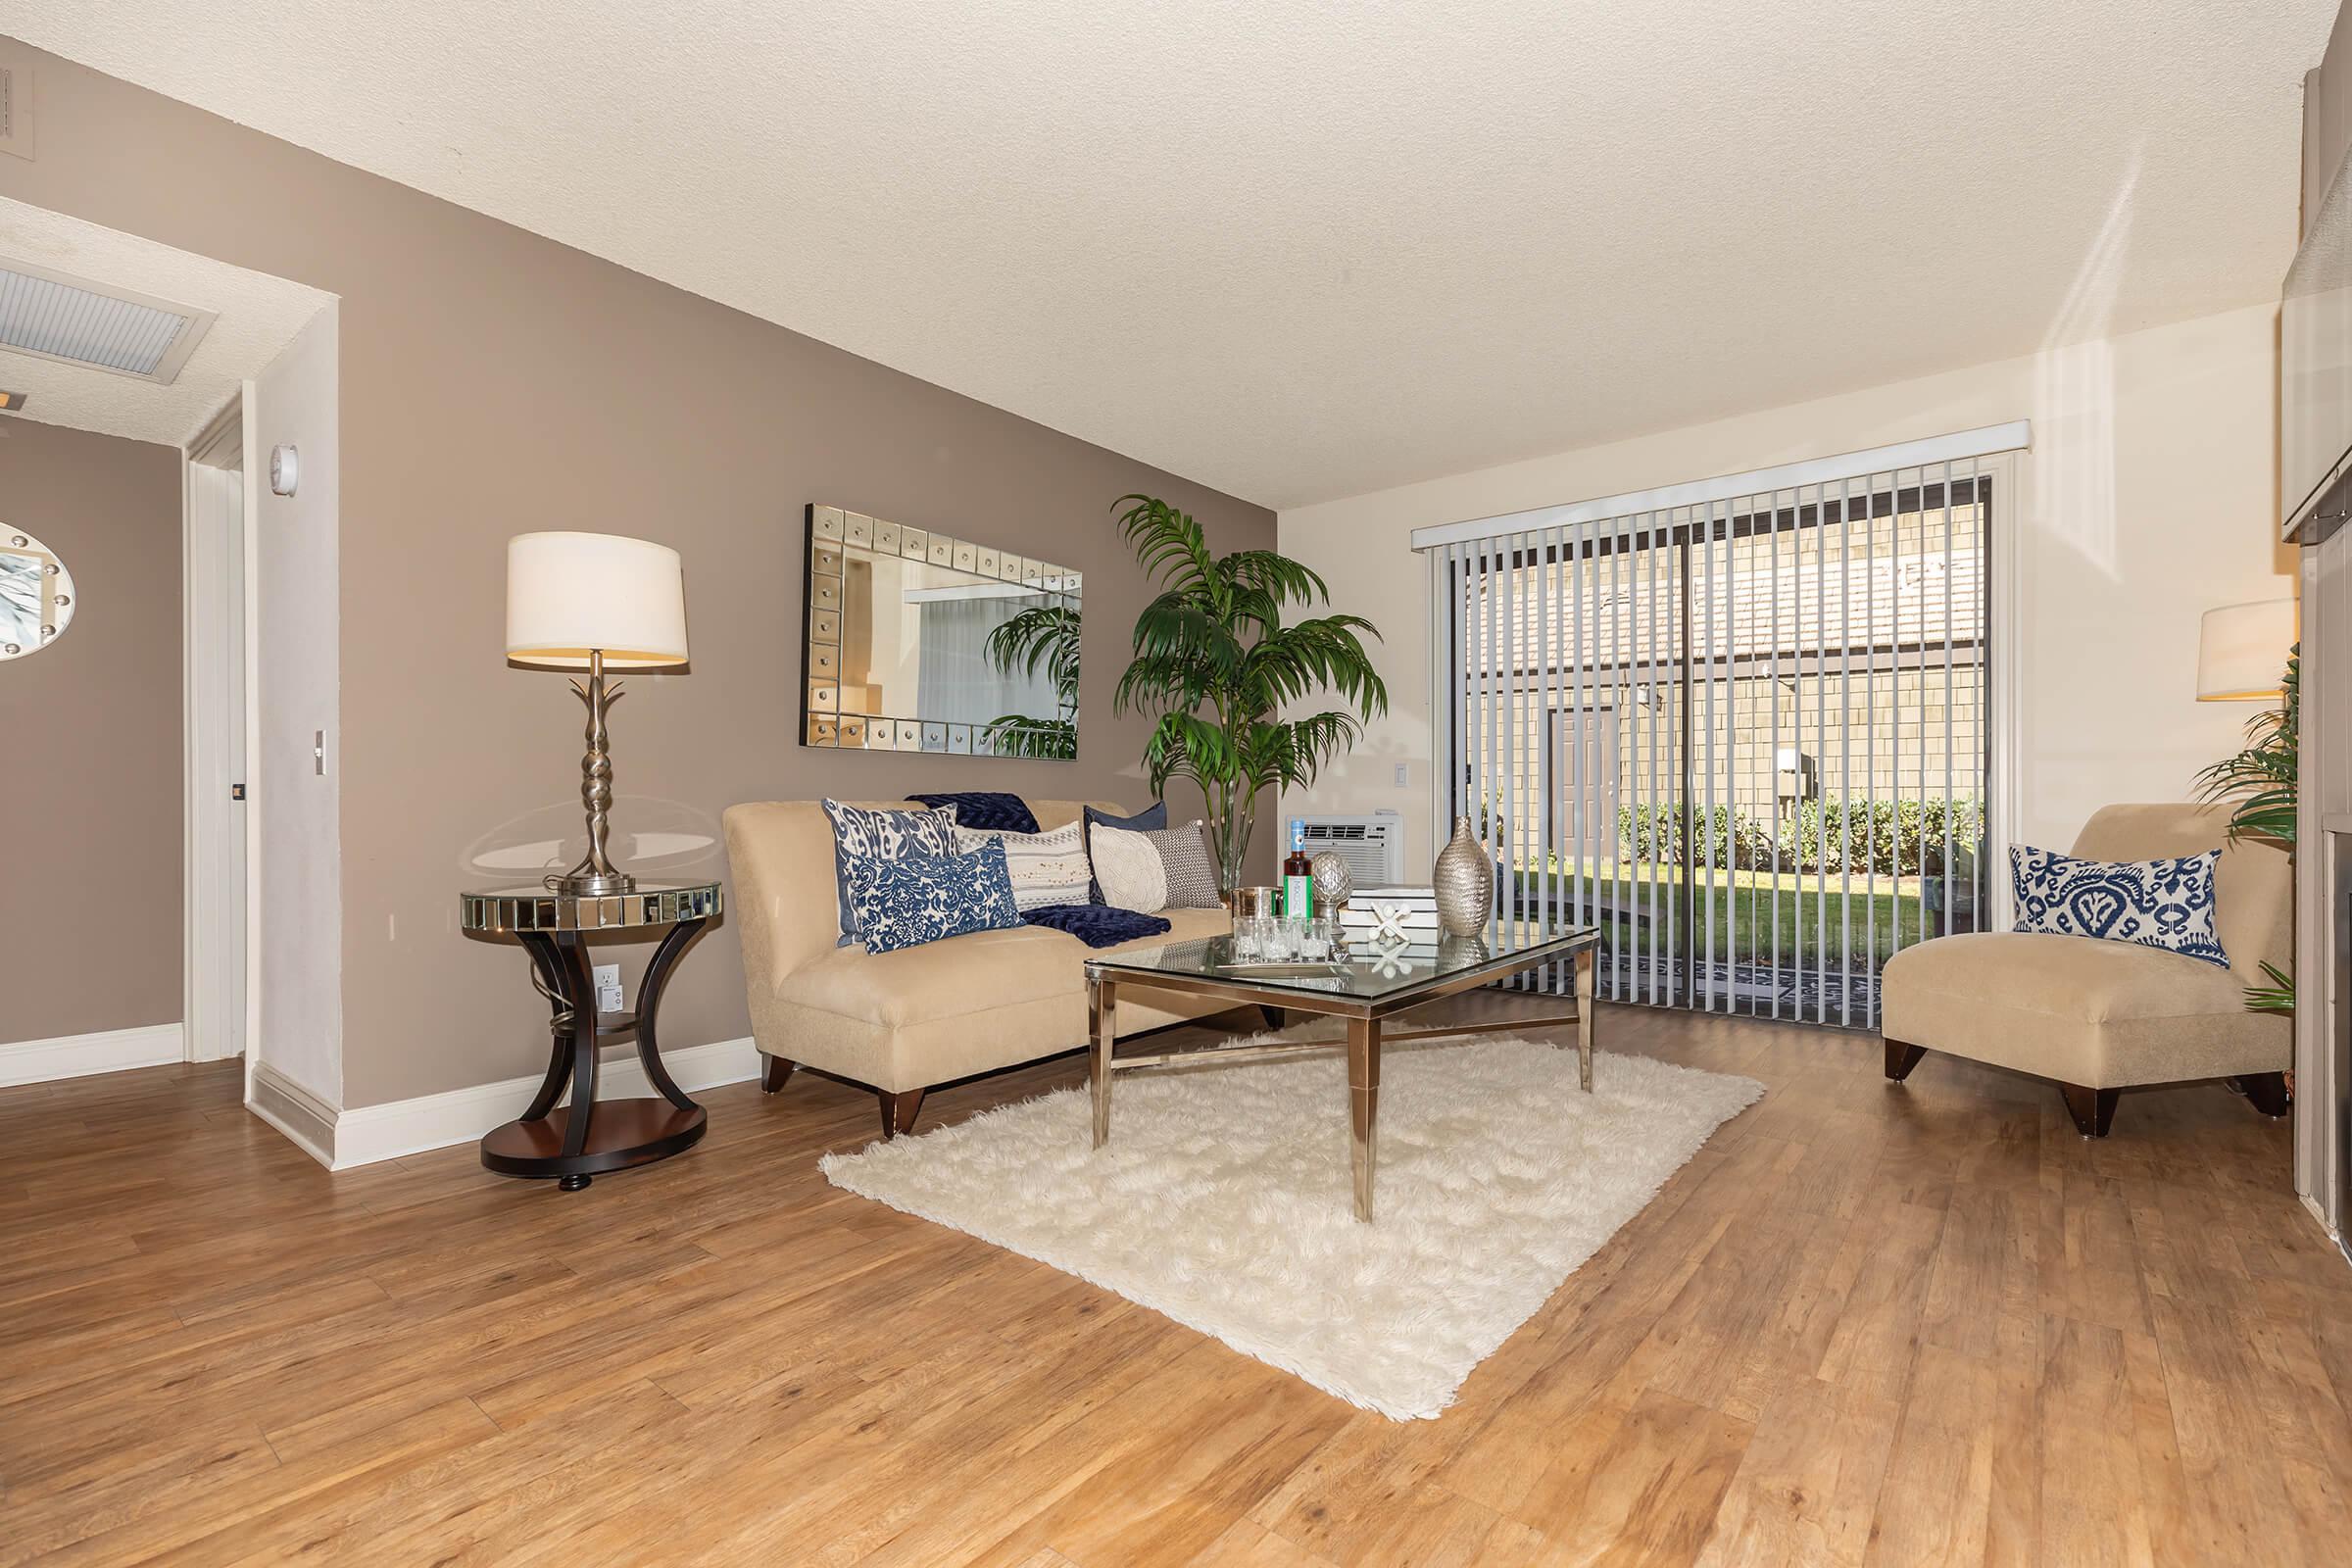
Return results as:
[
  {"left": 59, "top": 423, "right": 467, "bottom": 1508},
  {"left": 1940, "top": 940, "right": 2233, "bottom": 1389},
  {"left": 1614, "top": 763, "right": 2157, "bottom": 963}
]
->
[{"left": 4, "top": 998, "right": 2349, "bottom": 1566}]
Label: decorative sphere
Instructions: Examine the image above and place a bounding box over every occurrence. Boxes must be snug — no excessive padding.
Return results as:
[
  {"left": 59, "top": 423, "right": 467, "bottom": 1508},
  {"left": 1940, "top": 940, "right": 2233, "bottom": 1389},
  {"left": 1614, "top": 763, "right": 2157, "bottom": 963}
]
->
[{"left": 1309, "top": 851, "right": 1353, "bottom": 908}]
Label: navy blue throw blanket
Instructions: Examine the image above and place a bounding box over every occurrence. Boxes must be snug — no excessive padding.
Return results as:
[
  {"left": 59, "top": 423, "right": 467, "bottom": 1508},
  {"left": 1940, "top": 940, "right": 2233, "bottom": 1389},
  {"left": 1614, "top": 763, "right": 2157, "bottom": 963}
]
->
[
  {"left": 1021, "top": 904, "right": 1171, "bottom": 949},
  {"left": 906, "top": 791, "right": 1040, "bottom": 833}
]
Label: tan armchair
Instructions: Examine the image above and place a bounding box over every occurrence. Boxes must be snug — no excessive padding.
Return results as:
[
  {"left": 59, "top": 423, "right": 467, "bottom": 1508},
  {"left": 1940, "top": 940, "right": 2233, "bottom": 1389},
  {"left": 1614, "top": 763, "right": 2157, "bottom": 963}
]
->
[{"left": 1880, "top": 803, "right": 2291, "bottom": 1137}]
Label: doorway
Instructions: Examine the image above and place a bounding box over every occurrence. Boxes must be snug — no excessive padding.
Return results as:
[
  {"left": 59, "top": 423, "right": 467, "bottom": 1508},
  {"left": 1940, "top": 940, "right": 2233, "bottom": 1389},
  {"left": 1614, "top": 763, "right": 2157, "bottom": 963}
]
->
[{"left": 184, "top": 397, "right": 249, "bottom": 1065}]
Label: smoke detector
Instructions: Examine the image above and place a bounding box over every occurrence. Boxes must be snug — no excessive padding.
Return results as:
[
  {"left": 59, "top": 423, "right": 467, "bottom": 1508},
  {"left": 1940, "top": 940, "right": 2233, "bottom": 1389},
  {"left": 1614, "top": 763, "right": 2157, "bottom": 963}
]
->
[{"left": 0, "top": 257, "right": 217, "bottom": 385}]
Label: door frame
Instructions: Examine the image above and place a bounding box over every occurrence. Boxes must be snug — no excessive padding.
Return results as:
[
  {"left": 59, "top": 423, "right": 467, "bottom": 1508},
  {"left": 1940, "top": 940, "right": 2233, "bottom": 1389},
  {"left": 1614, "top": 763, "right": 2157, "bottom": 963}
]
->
[{"left": 182, "top": 389, "right": 259, "bottom": 1070}]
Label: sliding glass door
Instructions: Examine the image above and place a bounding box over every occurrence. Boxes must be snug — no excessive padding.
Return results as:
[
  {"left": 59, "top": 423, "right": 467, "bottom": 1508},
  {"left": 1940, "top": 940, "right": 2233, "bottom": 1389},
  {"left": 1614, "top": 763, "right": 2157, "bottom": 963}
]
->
[{"left": 1432, "top": 461, "right": 1992, "bottom": 1030}]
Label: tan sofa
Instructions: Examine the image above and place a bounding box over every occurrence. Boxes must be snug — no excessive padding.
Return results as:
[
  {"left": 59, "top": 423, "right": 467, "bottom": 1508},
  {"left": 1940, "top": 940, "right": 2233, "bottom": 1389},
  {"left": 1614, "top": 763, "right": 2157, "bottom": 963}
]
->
[
  {"left": 1880, "top": 802, "right": 2292, "bottom": 1137},
  {"left": 722, "top": 798, "right": 1242, "bottom": 1138}
]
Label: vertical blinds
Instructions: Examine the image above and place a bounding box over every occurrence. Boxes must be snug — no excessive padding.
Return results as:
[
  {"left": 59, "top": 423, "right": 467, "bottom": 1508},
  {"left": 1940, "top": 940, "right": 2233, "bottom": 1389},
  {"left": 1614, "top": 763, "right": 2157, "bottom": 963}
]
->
[{"left": 1423, "top": 444, "right": 2004, "bottom": 1028}]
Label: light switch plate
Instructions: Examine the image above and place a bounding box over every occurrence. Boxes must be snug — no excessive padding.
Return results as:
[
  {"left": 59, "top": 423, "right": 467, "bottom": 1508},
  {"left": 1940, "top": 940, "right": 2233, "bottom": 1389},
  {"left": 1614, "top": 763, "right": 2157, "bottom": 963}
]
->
[{"left": 1394, "top": 762, "right": 1409, "bottom": 787}]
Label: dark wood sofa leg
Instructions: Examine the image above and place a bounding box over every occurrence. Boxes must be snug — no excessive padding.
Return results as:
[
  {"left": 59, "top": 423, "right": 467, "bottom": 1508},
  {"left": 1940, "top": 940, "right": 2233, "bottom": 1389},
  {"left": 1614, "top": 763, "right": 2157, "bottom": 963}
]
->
[
  {"left": 2240, "top": 1071, "right": 2292, "bottom": 1118},
  {"left": 880, "top": 1087, "right": 927, "bottom": 1140},
  {"left": 1260, "top": 1005, "right": 1285, "bottom": 1031},
  {"left": 1885, "top": 1040, "right": 1927, "bottom": 1082},
  {"left": 761, "top": 1054, "right": 796, "bottom": 1095},
  {"left": 2060, "top": 1083, "right": 2121, "bottom": 1139}
]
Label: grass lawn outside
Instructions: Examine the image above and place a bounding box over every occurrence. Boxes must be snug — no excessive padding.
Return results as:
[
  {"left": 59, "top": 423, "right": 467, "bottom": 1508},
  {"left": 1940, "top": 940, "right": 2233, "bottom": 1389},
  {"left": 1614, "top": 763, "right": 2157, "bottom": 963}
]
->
[{"left": 1508, "top": 858, "right": 1971, "bottom": 963}]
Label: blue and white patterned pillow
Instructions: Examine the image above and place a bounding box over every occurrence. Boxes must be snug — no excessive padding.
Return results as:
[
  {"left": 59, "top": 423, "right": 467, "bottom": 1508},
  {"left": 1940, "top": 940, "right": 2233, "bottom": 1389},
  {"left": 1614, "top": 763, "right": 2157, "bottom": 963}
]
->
[
  {"left": 822, "top": 800, "right": 959, "bottom": 947},
  {"left": 849, "top": 842, "right": 1023, "bottom": 955},
  {"left": 2009, "top": 845, "right": 2227, "bottom": 967}
]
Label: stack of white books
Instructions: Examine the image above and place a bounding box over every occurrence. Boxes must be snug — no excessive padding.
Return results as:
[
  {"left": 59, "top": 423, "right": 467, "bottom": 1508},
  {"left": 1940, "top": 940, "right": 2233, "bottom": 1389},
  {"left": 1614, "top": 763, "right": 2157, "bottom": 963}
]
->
[{"left": 1338, "top": 886, "right": 1442, "bottom": 938}]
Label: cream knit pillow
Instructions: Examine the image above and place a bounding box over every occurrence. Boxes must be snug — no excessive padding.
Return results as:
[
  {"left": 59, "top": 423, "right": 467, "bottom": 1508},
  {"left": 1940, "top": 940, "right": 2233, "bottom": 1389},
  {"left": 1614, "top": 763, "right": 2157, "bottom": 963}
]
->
[{"left": 1089, "top": 822, "right": 1170, "bottom": 912}]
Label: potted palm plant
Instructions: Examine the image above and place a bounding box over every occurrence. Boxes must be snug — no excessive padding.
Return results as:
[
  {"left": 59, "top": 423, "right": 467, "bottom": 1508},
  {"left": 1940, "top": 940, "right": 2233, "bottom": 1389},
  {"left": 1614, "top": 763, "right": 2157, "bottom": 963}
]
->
[
  {"left": 1111, "top": 495, "right": 1388, "bottom": 893},
  {"left": 2194, "top": 646, "right": 2298, "bottom": 1016}
]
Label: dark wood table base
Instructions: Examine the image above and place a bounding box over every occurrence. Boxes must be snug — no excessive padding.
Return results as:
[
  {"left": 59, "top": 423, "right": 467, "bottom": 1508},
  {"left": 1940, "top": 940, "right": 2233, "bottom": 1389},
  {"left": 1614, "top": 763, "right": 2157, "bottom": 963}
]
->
[{"left": 484, "top": 917, "right": 709, "bottom": 1191}]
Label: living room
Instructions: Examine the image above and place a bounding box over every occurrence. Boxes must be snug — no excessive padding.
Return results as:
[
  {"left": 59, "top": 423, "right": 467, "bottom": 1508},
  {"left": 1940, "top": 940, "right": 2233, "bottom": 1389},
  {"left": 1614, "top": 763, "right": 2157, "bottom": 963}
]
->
[{"left": 4, "top": 4, "right": 2348, "bottom": 1563}]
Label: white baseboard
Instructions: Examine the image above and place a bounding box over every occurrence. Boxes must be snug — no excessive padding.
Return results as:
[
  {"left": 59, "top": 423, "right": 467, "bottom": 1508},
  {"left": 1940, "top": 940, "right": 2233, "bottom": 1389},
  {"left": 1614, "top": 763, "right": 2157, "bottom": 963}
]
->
[
  {"left": 326, "top": 1036, "right": 761, "bottom": 1170},
  {"left": 0, "top": 1022, "right": 185, "bottom": 1088},
  {"left": 247, "top": 1061, "right": 340, "bottom": 1168}
]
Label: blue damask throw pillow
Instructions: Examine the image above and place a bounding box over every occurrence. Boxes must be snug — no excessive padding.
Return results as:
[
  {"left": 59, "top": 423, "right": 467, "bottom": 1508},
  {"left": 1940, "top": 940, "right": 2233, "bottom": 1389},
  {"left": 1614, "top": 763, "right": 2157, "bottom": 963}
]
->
[
  {"left": 822, "top": 800, "right": 960, "bottom": 947},
  {"left": 848, "top": 842, "right": 1023, "bottom": 955},
  {"left": 1082, "top": 801, "right": 1167, "bottom": 904},
  {"left": 906, "top": 791, "right": 1040, "bottom": 834},
  {"left": 2009, "top": 845, "right": 2228, "bottom": 968}
]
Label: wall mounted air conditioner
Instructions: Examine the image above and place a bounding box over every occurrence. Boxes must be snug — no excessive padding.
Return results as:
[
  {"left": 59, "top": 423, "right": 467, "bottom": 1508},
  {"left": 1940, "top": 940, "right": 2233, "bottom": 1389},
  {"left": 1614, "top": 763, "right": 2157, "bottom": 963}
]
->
[{"left": 1292, "top": 809, "right": 1405, "bottom": 885}]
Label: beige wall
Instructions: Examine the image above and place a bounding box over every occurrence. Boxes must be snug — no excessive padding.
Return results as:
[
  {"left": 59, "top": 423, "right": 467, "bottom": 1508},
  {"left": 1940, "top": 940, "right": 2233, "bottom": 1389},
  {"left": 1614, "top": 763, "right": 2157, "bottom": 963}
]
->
[
  {"left": 1, "top": 41, "right": 1275, "bottom": 1109},
  {"left": 0, "top": 419, "right": 182, "bottom": 1043},
  {"left": 1281, "top": 303, "right": 2295, "bottom": 873}
]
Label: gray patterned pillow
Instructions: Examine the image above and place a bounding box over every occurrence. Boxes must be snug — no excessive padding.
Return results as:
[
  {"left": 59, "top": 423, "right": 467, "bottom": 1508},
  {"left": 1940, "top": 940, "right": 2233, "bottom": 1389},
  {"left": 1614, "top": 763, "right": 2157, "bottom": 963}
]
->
[
  {"left": 821, "top": 800, "right": 959, "bottom": 947},
  {"left": 1153, "top": 820, "right": 1222, "bottom": 909},
  {"left": 1094, "top": 819, "right": 1222, "bottom": 912}
]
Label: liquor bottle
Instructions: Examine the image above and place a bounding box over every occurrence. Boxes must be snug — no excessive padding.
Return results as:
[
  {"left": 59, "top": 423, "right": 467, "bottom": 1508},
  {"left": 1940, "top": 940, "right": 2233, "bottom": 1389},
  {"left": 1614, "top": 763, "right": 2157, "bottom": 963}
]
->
[{"left": 1282, "top": 823, "right": 1315, "bottom": 920}]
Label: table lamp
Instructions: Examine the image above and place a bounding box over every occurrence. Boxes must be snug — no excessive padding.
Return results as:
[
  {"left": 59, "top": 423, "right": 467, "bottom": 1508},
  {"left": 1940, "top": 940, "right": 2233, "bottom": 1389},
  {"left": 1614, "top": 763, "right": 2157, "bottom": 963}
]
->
[
  {"left": 507, "top": 531, "right": 689, "bottom": 895},
  {"left": 2195, "top": 598, "right": 2296, "bottom": 702}
]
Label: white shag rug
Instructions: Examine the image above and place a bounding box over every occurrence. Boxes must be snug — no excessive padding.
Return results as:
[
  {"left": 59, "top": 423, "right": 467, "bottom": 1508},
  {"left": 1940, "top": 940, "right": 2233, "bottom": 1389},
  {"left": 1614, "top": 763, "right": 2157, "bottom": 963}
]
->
[{"left": 819, "top": 1033, "right": 1762, "bottom": 1420}]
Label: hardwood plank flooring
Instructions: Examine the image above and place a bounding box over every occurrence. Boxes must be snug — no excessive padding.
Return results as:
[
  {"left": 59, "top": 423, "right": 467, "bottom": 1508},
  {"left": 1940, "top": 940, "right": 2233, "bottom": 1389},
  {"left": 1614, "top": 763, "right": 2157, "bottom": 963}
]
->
[{"left": 2, "top": 996, "right": 2346, "bottom": 1564}]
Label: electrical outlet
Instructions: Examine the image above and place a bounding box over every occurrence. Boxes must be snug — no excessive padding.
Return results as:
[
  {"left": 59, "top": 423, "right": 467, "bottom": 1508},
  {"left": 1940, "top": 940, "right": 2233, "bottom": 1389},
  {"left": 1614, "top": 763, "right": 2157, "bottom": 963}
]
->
[
  {"left": 594, "top": 963, "right": 623, "bottom": 1014},
  {"left": 1394, "top": 762, "right": 1409, "bottom": 788}
]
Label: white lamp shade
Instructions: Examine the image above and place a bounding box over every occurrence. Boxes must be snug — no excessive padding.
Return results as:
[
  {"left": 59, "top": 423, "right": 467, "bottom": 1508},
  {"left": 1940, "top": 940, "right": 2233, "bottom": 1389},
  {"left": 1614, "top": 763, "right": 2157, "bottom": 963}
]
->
[
  {"left": 2195, "top": 598, "right": 2296, "bottom": 701},
  {"left": 506, "top": 531, "right": 688, "bottom": 669}
]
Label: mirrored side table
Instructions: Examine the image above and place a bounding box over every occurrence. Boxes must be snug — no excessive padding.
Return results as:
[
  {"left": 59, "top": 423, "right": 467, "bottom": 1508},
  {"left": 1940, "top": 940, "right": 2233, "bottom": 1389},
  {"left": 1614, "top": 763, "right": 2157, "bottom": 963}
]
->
[{"left": 459, "top": 881, "right": 722, "bottom": 1191}]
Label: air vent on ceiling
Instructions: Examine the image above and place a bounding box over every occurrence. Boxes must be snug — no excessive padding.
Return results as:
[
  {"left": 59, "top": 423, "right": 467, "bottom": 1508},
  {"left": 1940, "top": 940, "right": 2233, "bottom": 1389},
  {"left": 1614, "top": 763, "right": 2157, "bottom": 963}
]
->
[
  {"left": 0, "top": 43, "right": 31, "bottom": 161},
  {"left": 0, "top": 258, "right": 217, "bottom": 385}
]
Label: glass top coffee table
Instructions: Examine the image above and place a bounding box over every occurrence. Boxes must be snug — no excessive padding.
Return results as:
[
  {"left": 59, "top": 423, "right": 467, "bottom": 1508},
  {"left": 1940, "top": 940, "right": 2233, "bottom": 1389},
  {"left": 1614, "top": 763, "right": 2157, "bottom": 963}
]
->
[{"left": 1084, "top": 924, "right": 1602, "bottom": 1222}]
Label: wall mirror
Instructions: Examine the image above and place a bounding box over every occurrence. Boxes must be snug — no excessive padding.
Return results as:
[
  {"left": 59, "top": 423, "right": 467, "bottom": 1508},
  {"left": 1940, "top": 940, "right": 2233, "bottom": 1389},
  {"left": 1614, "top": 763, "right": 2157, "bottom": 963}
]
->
[
  {"left": 802, "top": 504, "right": 1079, "bottom": 759},
  {"left": 0, "top": 526, "right": 75, "bottom": 661}
]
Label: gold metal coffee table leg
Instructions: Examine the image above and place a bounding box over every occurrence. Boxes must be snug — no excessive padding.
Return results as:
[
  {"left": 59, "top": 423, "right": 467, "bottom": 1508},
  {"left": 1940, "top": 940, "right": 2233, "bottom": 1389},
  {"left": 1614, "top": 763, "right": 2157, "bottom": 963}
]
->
[
  {"left": 1090, "top": 975, "right": 1115, "bottom": 1148},
  {"left": 1348, "top": 1016, "right": 1381, "bottom": 1222}
]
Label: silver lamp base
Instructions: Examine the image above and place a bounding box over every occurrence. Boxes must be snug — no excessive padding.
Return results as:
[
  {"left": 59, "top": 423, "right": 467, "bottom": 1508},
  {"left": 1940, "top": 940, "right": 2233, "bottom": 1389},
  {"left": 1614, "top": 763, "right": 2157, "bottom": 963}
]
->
[
  {"left": 544, "top": 649, "right": 638, "bottom": 900},
  {"left": 545, "top": 868, "right": 637, "bottom": 897}
]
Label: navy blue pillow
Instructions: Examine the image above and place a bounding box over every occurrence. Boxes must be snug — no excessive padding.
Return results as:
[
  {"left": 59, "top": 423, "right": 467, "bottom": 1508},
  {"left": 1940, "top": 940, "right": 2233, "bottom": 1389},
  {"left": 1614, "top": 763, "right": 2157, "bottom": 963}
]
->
[
  {"left": 848, "top": 841, "right": 1023, "bottom": 954},
  {"left": 1083, "top": 802, "right": 1167, "bottom": 904},
  {"left": 906, "top": 791, "right": 1040, "bottom": 834}
]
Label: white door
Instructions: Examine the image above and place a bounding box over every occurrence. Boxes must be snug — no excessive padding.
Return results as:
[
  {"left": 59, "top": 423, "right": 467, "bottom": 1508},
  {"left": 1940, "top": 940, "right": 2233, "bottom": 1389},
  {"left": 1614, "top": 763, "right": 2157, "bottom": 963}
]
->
[
  {"left": 1553, "top": 705, "right": 1619, "bottom": 860},
  {"left": 185, "top": 441, "right": 247, "bottom": 1061}
]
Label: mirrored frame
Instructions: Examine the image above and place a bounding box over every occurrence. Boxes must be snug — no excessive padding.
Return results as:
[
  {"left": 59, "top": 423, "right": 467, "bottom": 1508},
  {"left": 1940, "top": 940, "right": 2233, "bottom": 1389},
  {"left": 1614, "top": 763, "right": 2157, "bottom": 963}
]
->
[
  {"left": 0, "top": 526, "right": 75, "bottom": 661},
  {"left": 800, "top": 503, "right": 1081, "bottom": 760}
]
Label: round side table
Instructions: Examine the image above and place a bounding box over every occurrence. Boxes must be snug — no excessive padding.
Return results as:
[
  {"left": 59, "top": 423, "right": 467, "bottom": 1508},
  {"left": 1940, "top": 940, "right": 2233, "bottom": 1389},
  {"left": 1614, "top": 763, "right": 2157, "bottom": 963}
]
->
[{"left": 460, "top": 881, "right": 722, "bottom": 1191}]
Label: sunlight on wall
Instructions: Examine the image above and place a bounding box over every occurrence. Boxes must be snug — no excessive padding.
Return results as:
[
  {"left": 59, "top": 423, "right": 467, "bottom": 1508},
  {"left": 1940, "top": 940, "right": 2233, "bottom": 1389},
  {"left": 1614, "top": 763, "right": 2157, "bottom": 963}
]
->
[{"left": 2029, "top": 154, "right": 2138, "bottom": 584}]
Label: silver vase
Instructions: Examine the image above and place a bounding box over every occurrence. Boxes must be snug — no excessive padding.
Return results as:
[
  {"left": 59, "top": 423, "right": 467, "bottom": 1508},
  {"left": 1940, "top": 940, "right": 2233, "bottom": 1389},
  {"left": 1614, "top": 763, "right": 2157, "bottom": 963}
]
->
[{"left": 1434, "top": 815, "right": 1494, "bottom": 937}]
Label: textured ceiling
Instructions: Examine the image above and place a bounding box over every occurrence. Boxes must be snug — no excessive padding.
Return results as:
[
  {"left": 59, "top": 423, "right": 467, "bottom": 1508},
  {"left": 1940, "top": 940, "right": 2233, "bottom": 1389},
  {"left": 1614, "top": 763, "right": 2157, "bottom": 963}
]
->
[
  {"left": 0, "top": 197, "right": 332, "bottom": 447},
  {"left": 9, "top": 2, "right": 2333, "bottom": 503}
]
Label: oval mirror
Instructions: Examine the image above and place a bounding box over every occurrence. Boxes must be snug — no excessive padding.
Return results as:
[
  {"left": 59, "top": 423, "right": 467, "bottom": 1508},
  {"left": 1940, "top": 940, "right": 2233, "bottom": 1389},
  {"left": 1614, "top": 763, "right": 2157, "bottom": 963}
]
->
[{"left": 0, "top": 527, "right": 74, "bottom": 660}]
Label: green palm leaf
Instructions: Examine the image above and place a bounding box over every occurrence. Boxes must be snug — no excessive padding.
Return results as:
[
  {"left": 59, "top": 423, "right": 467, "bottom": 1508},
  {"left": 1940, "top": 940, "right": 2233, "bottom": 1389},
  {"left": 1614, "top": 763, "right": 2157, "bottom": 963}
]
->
[
  {"left": 1111, "top": 495, "right": 1387, "bottom": 891},
  {"left": 2195, "top": 645, "right": 2298, "bottom": 1017}
]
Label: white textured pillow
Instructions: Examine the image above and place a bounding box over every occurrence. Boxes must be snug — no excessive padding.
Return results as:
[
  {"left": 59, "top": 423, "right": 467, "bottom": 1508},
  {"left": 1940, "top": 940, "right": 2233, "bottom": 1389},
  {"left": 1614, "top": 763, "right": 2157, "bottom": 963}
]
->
[
  {"left": 954, "top": 820, "right": 1091, "bottom": 911},
  {"left": 1090, "top": 822, "right": 1170, "bottom": 913}
]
